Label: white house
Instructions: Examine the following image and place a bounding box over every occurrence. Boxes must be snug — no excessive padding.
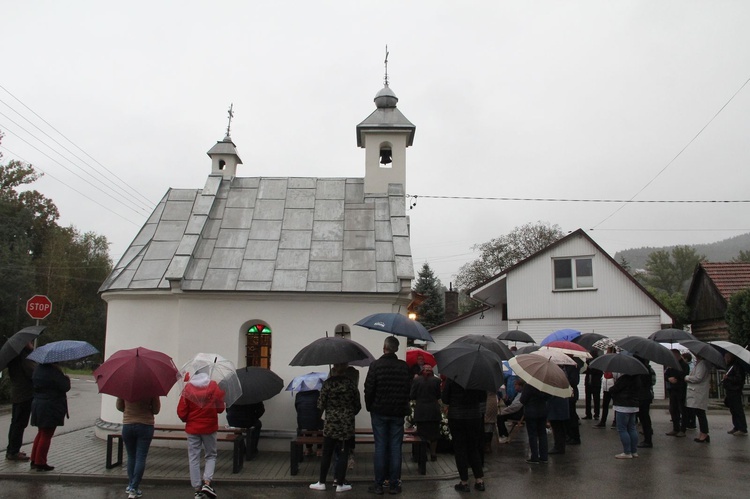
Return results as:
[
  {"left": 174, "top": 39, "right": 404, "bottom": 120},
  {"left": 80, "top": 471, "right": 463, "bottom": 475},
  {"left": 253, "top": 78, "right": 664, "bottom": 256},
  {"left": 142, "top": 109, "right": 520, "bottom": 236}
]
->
[
  {"left": 97, "top": 81, "right": 418, "bottom": 445},
  {"left": 430, "top": 229, "right": 675, "bottom": 399}
]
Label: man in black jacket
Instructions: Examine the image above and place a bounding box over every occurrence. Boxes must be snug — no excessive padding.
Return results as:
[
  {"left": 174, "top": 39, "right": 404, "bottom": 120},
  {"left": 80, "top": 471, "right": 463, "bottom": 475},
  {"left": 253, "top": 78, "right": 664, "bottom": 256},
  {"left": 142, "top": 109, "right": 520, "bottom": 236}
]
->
[
  {"left": 636, "top": 356, "right": 655, "bottom": 448},
  {"left": 722, "top": 352, "right": 748, "bottom": 436},
  {"left": 364, "top": 336, "right": 411, "bottom": 495}
]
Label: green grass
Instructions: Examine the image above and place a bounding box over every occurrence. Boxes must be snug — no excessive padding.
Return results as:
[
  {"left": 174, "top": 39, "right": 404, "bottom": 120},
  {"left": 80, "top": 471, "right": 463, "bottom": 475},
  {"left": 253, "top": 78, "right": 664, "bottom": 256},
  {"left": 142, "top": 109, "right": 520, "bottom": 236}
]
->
[{"left": 62, "top": 367, "right": 94, "bottom": 375}]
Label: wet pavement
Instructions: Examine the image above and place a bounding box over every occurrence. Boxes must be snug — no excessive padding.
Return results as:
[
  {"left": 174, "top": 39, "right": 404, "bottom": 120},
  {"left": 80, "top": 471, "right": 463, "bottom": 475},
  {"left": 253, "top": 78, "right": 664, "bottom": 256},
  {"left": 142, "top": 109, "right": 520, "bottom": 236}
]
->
[{"left": 1, "top": 378, "right": 748, "bottom": 497}]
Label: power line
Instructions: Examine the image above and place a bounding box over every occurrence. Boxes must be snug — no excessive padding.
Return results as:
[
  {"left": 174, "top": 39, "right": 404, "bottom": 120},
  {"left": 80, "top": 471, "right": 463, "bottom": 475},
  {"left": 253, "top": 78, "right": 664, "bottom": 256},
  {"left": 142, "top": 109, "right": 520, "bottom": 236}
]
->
[
  {"left": 0, "top": 144, "right": 143, "bottom": 226},
  {"left": 590, "top": 74, "right": 750, "bottom": 229},
  {"left": 406, "top": 194, "right": 749, "bottom": 203},
  {"left": 0, "top": 83, "right": 155, "bottom": 209}
]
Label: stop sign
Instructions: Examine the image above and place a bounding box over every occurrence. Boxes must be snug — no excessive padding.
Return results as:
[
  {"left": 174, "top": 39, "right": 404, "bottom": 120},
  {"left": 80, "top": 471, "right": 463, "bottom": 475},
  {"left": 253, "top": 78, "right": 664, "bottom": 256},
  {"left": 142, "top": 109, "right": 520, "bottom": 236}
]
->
[{"left": 26, "top": 295, "right": 52, "bottom": 320}]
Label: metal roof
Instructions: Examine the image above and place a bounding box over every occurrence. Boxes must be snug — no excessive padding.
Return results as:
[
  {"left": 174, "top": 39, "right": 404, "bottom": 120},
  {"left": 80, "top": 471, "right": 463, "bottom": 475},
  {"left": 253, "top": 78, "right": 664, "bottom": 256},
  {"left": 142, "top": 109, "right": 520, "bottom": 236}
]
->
[{"left": 99, "top": 177, "right": 413, "bottom": 294}]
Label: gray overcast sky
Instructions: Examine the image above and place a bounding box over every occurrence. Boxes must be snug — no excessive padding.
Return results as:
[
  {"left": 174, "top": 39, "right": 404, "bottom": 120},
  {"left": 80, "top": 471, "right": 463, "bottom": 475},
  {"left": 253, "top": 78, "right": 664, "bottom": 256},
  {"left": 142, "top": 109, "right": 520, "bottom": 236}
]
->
[{"left": 2, "top": 1, "right": 749, "bottom": 286}]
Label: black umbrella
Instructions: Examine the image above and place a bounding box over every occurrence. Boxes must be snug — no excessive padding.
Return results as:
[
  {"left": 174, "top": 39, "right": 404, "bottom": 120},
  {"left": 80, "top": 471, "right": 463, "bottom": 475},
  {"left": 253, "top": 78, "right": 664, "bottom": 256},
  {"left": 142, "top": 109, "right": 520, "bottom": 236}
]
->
[
  {"left": 232, "top": 367, "right": 285, "bottom": 405},
  {"left": 497, "top": 330, "right": 535, "bottom": 344},
  {"left": 572, "top": 333, "right": 607, "bottom": 350},
  {"left": 589, "top": 353, "right": 649, "bottom": 375},
  {"left": 615, "top": 336, "right": 682, "bottom": 370},
  {"left": 680, "top": 340, "right": 727, "bottom": 369},
  {"left": 434, "top": 343, "right": 504, "bottom": 392},
  {"left": 354, "top": 313, "right": 434, "bottom": 342},
  {"left": 289, "top": 337, "right": 375, "bottom": 367},
  {"left": 516, "top": 344, "right": 541, "bottom": 355},
  {"left": 450, "top": 335, "right": 514, "bottom": 360},
  {"left": 0, "top": 325, "right": 46, "bottom": 371},
  {"left": 648, "top": 328, "right": 697, "bottom": 343}
]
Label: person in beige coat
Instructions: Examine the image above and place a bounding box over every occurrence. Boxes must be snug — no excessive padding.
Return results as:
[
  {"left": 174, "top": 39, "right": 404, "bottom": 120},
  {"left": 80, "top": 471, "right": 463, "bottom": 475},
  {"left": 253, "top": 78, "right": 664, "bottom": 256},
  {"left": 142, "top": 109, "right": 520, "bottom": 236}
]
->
[{"left": 684, "top": 355, "right": 711, "bottom": 443}]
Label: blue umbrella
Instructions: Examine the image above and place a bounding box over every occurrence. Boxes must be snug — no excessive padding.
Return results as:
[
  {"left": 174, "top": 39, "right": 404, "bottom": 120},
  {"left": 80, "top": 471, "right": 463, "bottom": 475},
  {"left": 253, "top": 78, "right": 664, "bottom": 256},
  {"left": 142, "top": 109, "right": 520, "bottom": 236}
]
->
[
  {"left": 355, "top": 313, "right": 434, "bottom": 342},
  {"left": 27, "top": 340, "right": 98, "bottom": 364},
  {"left": 540, "top": 329, "right": 581, "bottom": 346},
  {"left": 286, "top": 372, "right": 328, "bottom": 393}
]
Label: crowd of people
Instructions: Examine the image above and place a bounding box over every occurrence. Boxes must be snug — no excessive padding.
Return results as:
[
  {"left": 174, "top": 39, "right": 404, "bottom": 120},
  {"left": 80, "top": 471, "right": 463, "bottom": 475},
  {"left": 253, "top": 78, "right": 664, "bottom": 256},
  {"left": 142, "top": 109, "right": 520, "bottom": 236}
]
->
[{"left": 4, "top": 337, "right": 747, "bottom": 498}]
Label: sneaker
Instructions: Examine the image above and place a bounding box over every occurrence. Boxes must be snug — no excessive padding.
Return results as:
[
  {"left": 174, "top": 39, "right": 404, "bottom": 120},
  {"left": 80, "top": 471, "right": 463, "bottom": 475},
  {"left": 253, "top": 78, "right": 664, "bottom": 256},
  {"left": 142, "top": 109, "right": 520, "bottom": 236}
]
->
[
  {"left": 632, "top": 453, "right": 639, "bottom": 458},
  {"left": 367, "top": 485, "right": 384, "bottom": 495},
  {"left": 615, "top": 453, "right": 632, "bottom": 459},
  {"left": 126, "top": 486, "right": 133, "bottom": 494},
  {"left": 474, "top": 482, "right": 486, "bottom": 491},
  {"left": 497, "top": 436, "right": 509, "bottom": 444},
  {"left": 728, "top": 429, "right": 738, "bottom": 434},
  {"left": 734, "top": 431, "right": 748, "bottom": 436},
  {"left": 336, "top": 484, "right": 352, "bottom": 493},
  {"left": 194, "top": 492, "right": 205, "bottom": 499},
  {"left": 388, "top": 485, "right": 402, "bottom": 495},
  {"left": 201, "top": 482, "right": 216, "bottom": 499},
  {"left": 309, "top": 482, "right": 327, "bottom": 491},
  {"left": 675, "top": 432, "right": 686, "bottom": 437}
]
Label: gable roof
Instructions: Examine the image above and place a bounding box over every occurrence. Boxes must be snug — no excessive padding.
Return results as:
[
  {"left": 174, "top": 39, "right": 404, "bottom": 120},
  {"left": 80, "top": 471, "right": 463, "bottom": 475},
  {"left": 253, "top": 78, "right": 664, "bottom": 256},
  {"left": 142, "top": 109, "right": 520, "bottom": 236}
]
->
[
  {"left": 99, "top": 177, "right": 413, "bottom": 294},
  {"left": 687, "top": 262, "right": 750, "bottom": 303},
  {"left": 468, "top": 228, "right": 674, "bottom": 321}
]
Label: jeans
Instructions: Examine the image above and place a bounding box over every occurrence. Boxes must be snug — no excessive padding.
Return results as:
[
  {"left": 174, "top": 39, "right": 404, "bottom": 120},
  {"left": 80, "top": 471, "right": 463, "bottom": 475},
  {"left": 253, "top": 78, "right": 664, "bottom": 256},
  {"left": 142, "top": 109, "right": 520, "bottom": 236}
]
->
[
  {"left": 448, "top": 418, "right": 483, "bottom": 482},
  {"left": 371, "top": 413, "right": 404, "bottom": 487},
  {"left": 187, "top": 433, "right": 217, "bottom": 489},
  {"left": 616, "top": 411, "right": 638, "bottom": 454},
  {"left": 525, "top": 416, "right": 548, "bottom": 461},
  {"left": 6, "top": 399, "right": 32, "bottom": 455},
  {"left": 122, "top": 423, "right": 154, "bottom": 491}
]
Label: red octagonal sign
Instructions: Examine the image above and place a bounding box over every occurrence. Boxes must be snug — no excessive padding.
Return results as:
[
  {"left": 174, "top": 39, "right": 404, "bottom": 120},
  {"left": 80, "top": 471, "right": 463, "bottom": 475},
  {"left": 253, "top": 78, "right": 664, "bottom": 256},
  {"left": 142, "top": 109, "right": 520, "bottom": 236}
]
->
[{"left": 26, "top": 295, "right": 52, "bottom": 320}]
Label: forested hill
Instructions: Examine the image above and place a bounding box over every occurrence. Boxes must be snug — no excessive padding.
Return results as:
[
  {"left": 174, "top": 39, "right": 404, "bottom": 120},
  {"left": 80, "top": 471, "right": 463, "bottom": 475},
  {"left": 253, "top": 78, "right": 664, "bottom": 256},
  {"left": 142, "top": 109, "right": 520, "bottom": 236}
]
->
[{"left": 614, "top": 232, "right": 750, "bottom": 271}]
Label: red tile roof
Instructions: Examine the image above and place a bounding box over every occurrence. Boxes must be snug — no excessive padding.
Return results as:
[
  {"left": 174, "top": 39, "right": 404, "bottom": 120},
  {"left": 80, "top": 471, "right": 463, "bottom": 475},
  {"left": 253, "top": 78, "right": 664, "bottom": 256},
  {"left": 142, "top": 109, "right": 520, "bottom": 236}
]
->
[{"left": 701, "top": 262, "right": 750, "bottom": 300}]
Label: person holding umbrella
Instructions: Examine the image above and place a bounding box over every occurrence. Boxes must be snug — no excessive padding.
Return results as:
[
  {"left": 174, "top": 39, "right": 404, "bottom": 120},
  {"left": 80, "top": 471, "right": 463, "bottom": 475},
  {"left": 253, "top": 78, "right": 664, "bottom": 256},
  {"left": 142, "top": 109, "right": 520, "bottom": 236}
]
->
[
  {"left": 665, "top": 349, "right": 689, "bottom": 437},
  {"left": 684, "top": 353, "right": 711, "bottom": 443},
  {"left": 29, "top": 361, "right": 71, "bottom": 471},
  {"left": 177, "top": 372, "right": 226, "bottom": 499},
  {"left": 308, "top": 363, "right": 361, "bottom": 493},
  {"left": 4, "top": 341, "right": 35, "bottom": 462},
  {"left": 608, "top": 371, "right": 641, "bottom": 459},
  {"left": 722, "top": 352, "right": 747, "bottom": 436},
  {"left": 117, "top": 395, "right": 161, "bottom": 499},
  {"left": 442, "top": 378, "right": 486, "bottom": 491}
]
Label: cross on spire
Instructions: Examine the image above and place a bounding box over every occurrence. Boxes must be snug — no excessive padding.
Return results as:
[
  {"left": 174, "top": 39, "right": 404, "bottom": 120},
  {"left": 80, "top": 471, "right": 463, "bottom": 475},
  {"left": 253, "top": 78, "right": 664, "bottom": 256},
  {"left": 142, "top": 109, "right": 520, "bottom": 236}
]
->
[
  {"left": 225, "top": 103, "right": 234, "bottom": 138},
  {"left": 384, "top": 45, "right": 389, "bottom": 87}
]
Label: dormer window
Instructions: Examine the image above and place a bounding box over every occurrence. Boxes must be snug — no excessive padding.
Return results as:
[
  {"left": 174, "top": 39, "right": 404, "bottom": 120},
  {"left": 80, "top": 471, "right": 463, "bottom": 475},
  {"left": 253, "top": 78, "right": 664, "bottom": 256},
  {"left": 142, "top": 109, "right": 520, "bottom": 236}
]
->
[{"left": 553, "top": 257, "right": 594, "bottom": 290}]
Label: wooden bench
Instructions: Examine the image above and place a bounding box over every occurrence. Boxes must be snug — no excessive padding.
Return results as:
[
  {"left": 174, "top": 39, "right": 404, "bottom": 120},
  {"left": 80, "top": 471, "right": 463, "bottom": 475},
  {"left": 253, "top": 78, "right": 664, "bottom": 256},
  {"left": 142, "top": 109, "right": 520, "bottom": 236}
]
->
[
  {"left": 106, "top": 425, "right": 247, "bottom": 474},
  {"left": 289, "top": 429, "right": 427, "bottom": 476}
]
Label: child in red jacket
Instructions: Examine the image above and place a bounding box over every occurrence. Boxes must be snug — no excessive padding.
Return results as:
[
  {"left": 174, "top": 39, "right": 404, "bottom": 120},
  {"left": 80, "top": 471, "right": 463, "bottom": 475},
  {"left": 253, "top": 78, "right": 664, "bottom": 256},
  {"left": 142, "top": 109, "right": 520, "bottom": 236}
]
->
[{"left": 177, "top": 373, "right": 226, "bottom": 499}]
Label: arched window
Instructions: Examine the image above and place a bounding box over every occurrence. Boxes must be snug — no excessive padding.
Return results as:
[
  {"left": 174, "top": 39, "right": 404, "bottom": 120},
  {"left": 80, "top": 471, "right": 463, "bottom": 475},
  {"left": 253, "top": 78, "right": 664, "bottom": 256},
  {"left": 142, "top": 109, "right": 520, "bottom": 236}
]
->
[{"left": 246, "top": 323, "right": 272, "bottom": 368}]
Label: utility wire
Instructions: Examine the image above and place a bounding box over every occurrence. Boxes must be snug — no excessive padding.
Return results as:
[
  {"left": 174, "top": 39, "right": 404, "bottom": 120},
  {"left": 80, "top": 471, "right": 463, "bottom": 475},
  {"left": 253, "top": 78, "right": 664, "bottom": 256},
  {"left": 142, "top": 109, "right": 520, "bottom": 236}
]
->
[
  {"left": 406, "top": 194, "right": 749, "bottom": 203},
  {"left": 0, "top": 103, "right": 153, "bottom": 213},
  {"left": 0, "top": 83, "right": 155, "bottom": 208},
  {"left": 590, "top": 74, "right": 750, "bottom": 229},
  {"left": 0, "top": 144, "right": 143, "bottom": 226}
]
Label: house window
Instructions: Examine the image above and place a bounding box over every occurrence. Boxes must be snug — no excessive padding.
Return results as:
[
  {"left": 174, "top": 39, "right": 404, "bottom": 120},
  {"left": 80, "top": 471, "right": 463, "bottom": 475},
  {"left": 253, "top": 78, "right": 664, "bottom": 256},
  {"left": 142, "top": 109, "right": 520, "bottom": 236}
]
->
[
  {"left": 554, "top": 257, "right": 594, "bottom": 290},
  {"left": 246, "top": 323, "right": 272, "bottom": 368}
]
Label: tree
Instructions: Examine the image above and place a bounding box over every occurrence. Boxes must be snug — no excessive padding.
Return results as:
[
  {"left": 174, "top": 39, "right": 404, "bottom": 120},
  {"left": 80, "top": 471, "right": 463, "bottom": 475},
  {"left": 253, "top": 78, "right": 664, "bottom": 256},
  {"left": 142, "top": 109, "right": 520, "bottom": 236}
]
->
[
  {"left": 733, "top": 250, "right": 750, "bottom": 263},
  {"left": 455, "top": 221, "right": 565, "bottom": 291},
  {"left": 413, "top": 263, "right": 445, "bottom": 330},
  {"left": 726, "top": 288, "right": 750, "bottom": 347},
  {"left": 640, "top": 246, "right": 705, "bottom": 295}
]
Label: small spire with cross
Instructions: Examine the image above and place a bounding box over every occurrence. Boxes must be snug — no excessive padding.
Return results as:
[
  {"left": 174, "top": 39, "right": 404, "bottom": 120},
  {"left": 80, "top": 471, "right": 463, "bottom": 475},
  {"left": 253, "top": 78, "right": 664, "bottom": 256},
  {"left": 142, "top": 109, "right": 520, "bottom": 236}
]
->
[
  {"left": 384, "top": 45, "right": 389, "bottom": 87},
  {"left": 225, "top": 103, "right": 234, "bottom": 139}
]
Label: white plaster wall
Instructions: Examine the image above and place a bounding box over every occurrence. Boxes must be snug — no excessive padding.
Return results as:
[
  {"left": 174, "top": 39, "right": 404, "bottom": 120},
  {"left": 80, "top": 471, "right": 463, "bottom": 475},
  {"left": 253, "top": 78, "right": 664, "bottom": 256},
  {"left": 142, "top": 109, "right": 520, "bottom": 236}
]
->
[
  {"left": 99, "top": 292, "right": 410, "bottom": 434},
  {"left": 364, "top": 133, "right": 408, "bottom": 194}
]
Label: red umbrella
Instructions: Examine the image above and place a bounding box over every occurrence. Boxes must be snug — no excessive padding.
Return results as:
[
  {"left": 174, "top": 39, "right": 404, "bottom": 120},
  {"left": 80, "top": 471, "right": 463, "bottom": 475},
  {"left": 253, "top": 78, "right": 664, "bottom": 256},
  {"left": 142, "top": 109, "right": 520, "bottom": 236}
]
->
[
  {"left": 544, "top": 340, "right": 592, "bottom": 359},
  {"left": 405, "top": 347, "right": 436, "bottom": 367},
  {"left": 94, "top": 347, "right": 179, "bottom": 402}
]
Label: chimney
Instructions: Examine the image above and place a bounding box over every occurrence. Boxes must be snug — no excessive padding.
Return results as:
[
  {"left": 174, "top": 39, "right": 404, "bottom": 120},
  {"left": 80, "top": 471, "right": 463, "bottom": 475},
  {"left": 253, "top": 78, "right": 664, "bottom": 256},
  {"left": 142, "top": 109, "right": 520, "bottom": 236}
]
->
[{"left": 444, "top": 282, "right": 459, "bottom": 322}]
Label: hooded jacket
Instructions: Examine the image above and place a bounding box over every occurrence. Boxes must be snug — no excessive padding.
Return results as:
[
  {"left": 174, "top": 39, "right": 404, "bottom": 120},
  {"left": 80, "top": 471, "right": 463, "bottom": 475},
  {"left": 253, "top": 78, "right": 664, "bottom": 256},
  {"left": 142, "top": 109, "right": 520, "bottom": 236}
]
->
[{"left": 177, "top": 373, "right": 226, "bottom": 434}]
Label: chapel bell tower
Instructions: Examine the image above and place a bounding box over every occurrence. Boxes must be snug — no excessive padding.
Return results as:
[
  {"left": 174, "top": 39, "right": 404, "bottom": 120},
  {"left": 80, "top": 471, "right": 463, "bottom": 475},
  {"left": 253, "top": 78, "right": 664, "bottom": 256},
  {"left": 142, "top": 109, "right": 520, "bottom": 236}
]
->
[
  {"left": 356, "top": 51, "right": 416, "bottom": 194},
  {"left": 207, "top": 104, "right": 243, "bottom": 180}
]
